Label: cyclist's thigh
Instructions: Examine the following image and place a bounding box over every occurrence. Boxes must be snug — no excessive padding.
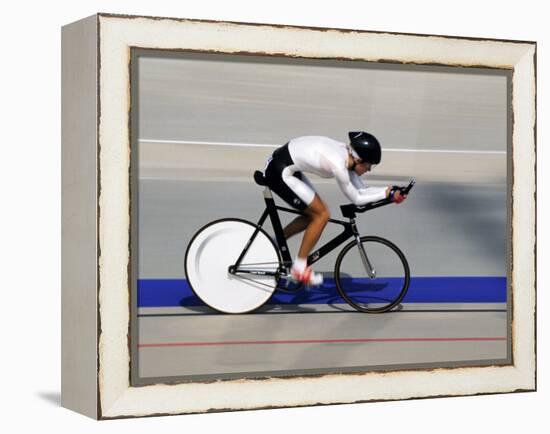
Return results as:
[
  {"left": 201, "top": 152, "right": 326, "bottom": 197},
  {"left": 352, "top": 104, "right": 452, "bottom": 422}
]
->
[
  {"left": 299, "top": 175, "right": 327, "bottom": 213},
  {"left": 266, "top": 170, "right": 308, "bottom": 211},
  {"left": 282, "top": 168, "right": 316, "bottom": 207},
  {"left": 303, "top": 192, "right": 327, "bottom": 215},
  {"left": 300, "top": 174, "right": 317, "bottom": 196},
  {"left": 264, "top": 144, "right": 315, "bottom": 211}
]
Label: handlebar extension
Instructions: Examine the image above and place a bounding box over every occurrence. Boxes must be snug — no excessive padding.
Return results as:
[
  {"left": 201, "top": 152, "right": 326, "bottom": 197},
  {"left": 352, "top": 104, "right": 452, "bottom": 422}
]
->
[{"left": 340, "top": 179, "right": 416, "bottom": 219}]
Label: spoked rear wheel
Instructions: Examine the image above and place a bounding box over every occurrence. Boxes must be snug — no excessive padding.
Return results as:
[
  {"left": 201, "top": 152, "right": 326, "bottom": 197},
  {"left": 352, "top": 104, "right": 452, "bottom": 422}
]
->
[
  {"left": 185, "top": 218, "right": 281, "bottom": 314},
  {"left": 334, "top": 236, "right": 410, "bottom": 313}
]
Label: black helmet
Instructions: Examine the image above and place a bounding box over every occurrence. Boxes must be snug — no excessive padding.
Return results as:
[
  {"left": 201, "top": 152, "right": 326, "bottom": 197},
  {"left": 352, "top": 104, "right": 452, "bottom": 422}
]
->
[{"left": 348, "top": 131, "right": 382, "bottom": 164}]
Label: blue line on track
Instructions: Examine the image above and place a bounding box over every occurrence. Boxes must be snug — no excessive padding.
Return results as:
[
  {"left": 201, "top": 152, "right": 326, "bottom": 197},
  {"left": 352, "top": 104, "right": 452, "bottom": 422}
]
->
[{"left": 137, "top": 276, "right": 506, "bottom": 308}]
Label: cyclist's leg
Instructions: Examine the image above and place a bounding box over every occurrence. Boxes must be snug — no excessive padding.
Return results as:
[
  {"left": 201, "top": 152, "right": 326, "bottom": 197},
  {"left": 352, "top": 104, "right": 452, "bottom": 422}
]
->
[
  {"left": 286, "top": 194, "right": 328, "bottom": 285},
  {"left": 297, "top": 194, "right": 330, "bottom": 259},
  {"left": 282, "top": 174, "right": 315, "bottom": 239},
  {"left": 283, "top": 214, "right": 311, "bottom": 239},
  {"left": 265, "top": 166, "right": 311, "bottom": 241},
  {"left": 264, "top": 151, "right": 326, "bottom": 284},
  {"left": 282, "top": 170, "right": 328, "bottom": 284}
]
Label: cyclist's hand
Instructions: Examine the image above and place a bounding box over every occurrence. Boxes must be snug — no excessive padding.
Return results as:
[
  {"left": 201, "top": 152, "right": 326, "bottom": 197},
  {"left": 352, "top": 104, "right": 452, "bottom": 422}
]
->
[
  {"left": 390, "top": 187, "right": 407, "bottom": 204},
  {"left": 394, "top": 190, "right": 407, "bottom": 204}
]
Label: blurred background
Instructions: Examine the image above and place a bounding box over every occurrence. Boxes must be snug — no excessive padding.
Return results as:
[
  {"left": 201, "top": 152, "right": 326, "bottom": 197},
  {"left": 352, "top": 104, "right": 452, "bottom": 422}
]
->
[{"left": 135, "top": 52, "right": 509, "bottom": 279}]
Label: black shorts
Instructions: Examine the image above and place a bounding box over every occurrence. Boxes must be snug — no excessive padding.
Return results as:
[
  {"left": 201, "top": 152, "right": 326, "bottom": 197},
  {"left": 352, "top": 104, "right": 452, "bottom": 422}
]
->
[{"left": 264, "top": 143, "right": 308, "bottom": 211}]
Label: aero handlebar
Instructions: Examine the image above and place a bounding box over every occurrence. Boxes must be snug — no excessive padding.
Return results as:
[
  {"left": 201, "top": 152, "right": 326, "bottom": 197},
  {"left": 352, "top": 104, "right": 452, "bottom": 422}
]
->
[
  {"left": 340, "top": 179, "right": 416, "bottom": 218},
  {"left": 401, "top": 178, "right": 416, "bottom": 195}
]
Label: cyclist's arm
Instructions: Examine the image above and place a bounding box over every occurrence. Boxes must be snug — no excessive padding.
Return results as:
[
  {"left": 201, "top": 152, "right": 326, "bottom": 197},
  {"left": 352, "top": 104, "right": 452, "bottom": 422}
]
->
[
  {"left": 349, "top": 171, "right": 366, "bottom": 190},
  {"left": 350, "top": 171, "right": 390, "bottom": 198},
  {"left": 335, "top": 168, "right": 388, "bottom": 205}
]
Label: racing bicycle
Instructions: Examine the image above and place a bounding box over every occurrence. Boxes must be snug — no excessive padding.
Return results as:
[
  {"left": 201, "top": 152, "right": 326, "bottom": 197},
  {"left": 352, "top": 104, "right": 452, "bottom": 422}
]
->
[{"left": 184, "top": 172, "right": 415, "bottom": 314}]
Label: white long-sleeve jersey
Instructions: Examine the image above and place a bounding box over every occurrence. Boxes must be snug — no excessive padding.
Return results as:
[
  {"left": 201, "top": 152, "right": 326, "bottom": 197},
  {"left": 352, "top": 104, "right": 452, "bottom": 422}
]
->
[{"left": 284, "top": 136, "right": 388, "bottom": 206}]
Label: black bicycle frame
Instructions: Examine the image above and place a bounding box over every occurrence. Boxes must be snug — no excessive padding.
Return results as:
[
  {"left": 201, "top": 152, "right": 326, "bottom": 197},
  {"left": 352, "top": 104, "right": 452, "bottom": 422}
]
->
[{"left": 230, "top": 188, "right": 359, "bottom": 277}]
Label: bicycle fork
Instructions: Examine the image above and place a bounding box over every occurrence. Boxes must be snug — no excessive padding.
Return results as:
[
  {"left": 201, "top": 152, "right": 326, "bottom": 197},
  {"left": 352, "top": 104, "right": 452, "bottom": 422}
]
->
[{"left": 351, "top": 220, "right": 376, "bottom": 278}]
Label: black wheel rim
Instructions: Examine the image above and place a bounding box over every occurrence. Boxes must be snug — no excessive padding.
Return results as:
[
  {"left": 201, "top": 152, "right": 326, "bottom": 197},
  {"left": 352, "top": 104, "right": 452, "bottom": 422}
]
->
[{"left": 335, "top": 236, "right": 410, "bottom": 313}]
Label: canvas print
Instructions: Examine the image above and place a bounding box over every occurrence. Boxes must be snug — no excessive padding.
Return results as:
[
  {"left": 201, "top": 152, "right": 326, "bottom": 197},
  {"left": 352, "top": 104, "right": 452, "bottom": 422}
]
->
[{"left": 130, "top": 50, "right": 510, "bottom": 384}]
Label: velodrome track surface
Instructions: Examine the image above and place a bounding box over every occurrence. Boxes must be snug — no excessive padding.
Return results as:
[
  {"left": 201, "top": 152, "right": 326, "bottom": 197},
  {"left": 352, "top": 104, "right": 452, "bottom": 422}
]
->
[
  {"left": 137, "top": 305, "right": 508, "bottom": 380},
  {"left": 135, "top": 177, "right": 509, "bottom": 382}
]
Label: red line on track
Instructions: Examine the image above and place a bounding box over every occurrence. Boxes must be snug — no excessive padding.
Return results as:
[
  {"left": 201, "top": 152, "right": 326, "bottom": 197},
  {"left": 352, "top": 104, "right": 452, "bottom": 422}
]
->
[{"left": 138, "top": 337, "right": 506, "bottom": 348}]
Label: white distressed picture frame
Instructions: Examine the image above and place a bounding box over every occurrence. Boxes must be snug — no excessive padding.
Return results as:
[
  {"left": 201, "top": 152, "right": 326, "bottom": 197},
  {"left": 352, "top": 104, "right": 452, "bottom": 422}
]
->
[{"left": 61, "top": 13, "right": 536, "bottom": 419}]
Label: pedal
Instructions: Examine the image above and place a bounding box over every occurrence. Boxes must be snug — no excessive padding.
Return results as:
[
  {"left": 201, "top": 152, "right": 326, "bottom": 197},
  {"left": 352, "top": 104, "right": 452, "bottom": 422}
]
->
[{"left": 277, "top": 270, "right": 303, "bottom": 293}]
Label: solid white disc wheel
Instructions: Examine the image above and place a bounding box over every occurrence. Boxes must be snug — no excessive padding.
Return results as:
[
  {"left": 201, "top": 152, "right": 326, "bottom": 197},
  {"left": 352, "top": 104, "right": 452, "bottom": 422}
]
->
[{"left": 185, "top": 219, "right": 281, "bottom": 314}]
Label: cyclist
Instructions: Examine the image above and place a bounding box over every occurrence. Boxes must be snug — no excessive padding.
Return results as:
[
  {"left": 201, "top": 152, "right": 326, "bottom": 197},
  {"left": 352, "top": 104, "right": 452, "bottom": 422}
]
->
[{"left": 262, "top": 131, "right": 407, "bottom": 286}]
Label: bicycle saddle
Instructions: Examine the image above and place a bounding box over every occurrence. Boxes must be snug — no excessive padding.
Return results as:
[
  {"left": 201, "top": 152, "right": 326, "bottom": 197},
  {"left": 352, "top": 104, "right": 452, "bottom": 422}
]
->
[{"left": 254, "top": 170, "right": 268, "bottom": 186}]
